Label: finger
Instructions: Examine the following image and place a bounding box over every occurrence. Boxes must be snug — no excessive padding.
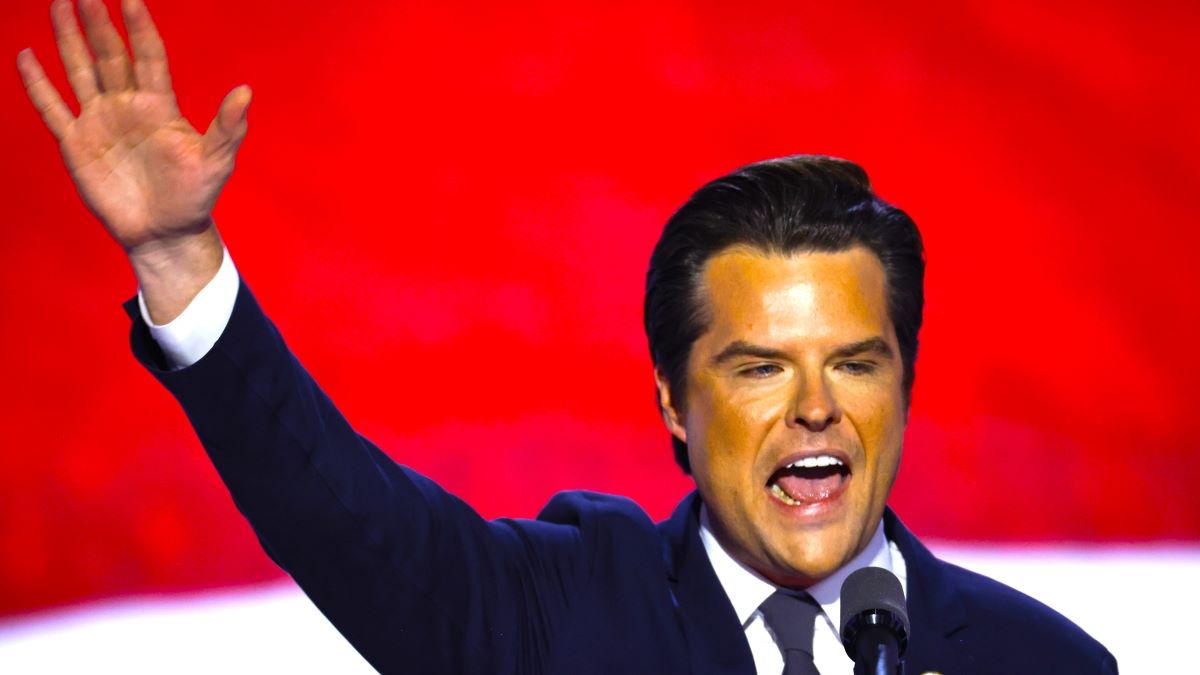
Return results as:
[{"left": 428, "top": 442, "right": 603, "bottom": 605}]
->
[
  {"left": 202, "top": 85, "right": 252, "bottom": 157},
  {"left": 123, "top": 0, "right": 171, "bottom": 93},
  {"left": 50, "top": 0, "right": 99, "bottom": 104},
  {"left": 17, "top": 49, "right": 75, "bottom": 140},
  {"left": 78, "top": 0, "right": 134, "bottom": 92}
]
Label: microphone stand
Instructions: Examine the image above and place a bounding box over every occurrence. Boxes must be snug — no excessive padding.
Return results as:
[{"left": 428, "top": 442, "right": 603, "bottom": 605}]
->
[{"left": 847, "top": 610, "right": 903, "bottom": 675}]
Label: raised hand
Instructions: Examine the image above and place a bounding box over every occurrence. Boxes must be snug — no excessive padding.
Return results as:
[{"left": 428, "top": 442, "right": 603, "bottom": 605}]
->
[{"left": 18, "top": 0, "right": 251, "bottom": 321}]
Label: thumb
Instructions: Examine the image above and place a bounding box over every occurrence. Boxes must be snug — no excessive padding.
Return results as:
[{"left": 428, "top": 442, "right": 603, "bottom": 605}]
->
[{"left": 203, "top": 84, "right": 252, "bottom": 157}]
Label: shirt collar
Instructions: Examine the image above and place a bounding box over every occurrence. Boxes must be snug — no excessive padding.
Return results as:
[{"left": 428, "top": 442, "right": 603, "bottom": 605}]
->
[{"left": 698, "top": 504, "right": 895, "bottom": 631}]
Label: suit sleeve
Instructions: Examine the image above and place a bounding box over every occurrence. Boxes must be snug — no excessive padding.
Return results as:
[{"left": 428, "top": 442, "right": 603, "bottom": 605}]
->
[{"left": 126, "top": 280, "right": 586, "bottom": 674}]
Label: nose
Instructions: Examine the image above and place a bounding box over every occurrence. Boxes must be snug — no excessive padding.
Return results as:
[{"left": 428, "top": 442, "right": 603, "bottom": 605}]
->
[{"left": 788, "top": 372, "right": 842, "bottom": 432}]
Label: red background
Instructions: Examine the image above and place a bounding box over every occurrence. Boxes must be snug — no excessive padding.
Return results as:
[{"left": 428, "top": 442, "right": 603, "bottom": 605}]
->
[{"left": 2, "top": 0, "right": 1197, "bottom": 619}]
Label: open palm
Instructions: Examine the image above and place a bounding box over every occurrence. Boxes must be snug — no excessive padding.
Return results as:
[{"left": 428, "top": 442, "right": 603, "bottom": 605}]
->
[{"left": 18, "top": 0, "right": 249, "bottom": 255}]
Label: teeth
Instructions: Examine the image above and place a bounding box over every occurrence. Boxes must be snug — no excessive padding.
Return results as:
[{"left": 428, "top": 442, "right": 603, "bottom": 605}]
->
[
  {"left": 770, "top": 483, "right": 801, "bottom": 505},
  {"left": 786, "top": 455, "right": 844, "bottom": 469}
]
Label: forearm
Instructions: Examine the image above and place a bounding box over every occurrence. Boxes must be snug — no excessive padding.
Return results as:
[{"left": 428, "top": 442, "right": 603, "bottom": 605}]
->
[
  {"left": 129, "top": 281, "right": 451, "bottom": 667},
  {"left": 127, "top": 283, "right": 562, "bottom": 671}
]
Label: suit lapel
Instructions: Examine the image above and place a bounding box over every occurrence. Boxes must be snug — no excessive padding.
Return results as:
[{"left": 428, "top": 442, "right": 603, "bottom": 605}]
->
[
  {"left": 656, "top": 497, "right": 978, "bottom": 675},
  {"left": 658, "top": 492, "right": 757, "bottom": 675},
  {"left": 884, "top": 509, "right": 978, "bottom": 674}
]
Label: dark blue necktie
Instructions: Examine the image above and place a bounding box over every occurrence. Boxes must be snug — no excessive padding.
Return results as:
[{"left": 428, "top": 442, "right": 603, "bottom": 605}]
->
[{"left": 759, "top": 590, "right": 822, "bottom": 675}]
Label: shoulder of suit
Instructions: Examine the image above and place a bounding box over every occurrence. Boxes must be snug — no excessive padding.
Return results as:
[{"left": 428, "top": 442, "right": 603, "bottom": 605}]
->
[
  {"left": 536, "top": 490, "right": 657, "bottom": 532},
  {"left": 933, "top": 557, "right": 1117, "bottom": 671},
  {"left": 532, "top": 490, "right": 666, "bottom": 580}
]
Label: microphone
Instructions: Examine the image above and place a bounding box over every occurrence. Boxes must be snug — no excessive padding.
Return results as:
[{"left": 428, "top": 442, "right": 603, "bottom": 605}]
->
[{"left": 839, "top": 566, "right": 909, "bottom": 675}]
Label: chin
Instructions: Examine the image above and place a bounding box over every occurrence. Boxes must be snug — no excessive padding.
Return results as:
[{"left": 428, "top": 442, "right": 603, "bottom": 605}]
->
[
  {"left": 762, "top": 527, "right": 861, "bottom": 587},
  {"left": 759, "top": 564, "right": 835, "bottom": 589}
]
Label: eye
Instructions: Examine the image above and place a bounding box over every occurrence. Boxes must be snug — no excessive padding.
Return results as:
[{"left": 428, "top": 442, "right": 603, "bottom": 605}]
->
[
  {"left": 740, "top": 363, "right": 783, "bottom": 378},
  {"left": 838, "top": 361, "right": 877, "bottom": 375}
]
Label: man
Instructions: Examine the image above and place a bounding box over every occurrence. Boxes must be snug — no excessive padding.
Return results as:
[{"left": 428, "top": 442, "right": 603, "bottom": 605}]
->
[{"left": 18, "top": 0, "right": 1116, "bottom": 673}]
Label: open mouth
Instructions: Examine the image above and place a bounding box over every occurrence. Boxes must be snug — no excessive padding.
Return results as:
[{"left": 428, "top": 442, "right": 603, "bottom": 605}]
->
[{"left": 767, "top": 455, "right": 851, "bottom": 506}]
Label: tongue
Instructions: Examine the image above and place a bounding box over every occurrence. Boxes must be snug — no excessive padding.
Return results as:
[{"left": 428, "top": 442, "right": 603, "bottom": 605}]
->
[{"left": 775, "top": 473, "right": 842, "bottom": 503}]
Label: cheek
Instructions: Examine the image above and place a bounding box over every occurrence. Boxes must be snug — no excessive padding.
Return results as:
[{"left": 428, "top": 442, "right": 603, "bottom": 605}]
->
[
  {"left": 848, "top": 388, "right": 907, "bottom": 472},
  {"left": 859, "top": 398, "right": 903, "bottom": 439},
  {"left": 687, "top": 381, "right": 784, "bottom": 473}
]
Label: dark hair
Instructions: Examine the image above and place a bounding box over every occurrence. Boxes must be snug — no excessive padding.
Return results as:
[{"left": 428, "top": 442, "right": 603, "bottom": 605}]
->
[{"left": 643, "top": 155, "right": 925, "bottom": 474}]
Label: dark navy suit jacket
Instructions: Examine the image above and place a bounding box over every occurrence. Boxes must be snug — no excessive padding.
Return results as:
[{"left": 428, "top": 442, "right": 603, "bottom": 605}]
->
[{"left": 127, "top": 282, "right": 1117, "bottom": 674}]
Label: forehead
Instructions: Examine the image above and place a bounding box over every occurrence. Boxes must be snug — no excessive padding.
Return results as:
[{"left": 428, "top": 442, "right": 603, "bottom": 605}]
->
[{"left": 696, "top": 246, "right": 892, "bottom": 347}]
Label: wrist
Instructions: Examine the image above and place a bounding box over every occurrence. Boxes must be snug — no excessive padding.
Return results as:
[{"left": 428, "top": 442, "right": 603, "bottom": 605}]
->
[{"left": 129, "top": 223, "right": 225, "bottom": 325}]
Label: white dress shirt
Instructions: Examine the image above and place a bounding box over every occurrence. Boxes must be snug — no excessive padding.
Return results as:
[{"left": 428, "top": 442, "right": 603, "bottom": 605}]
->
[
  {"left": 137, "top": 246, "right": 239, "bottom": 369},
  {"left": 700, "top": 506, "right": 908, "bottom": 674},
  {"left": 139, "top": 250, "right": 910, "bottom": 675}
]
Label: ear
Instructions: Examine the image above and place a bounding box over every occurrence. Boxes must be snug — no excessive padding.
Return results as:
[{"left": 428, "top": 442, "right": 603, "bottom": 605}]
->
[{"left": 654, "top": 367, "right": 688, "bottom": 445}]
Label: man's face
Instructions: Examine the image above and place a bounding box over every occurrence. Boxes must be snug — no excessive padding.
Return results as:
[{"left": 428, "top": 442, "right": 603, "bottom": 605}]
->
[{"left": 658, "top": 246, "right": 906, "bottom": 587}]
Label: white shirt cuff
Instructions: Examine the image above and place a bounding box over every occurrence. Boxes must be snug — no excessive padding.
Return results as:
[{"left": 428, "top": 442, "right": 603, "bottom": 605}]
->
[{"left": 137, "top": 246, "right": 240, "bottom": 370}]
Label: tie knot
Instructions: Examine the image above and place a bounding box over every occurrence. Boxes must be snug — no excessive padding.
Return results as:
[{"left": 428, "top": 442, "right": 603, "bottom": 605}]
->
[{"left": 759, "top": 590, "right": 821, "bottom": 655}]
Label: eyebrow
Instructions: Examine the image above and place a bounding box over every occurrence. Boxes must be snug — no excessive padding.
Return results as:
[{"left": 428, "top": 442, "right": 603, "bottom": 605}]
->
[
  {"left": 710, "top": 337, "right": 895, "bottom": 366},
  {"left": 830, "top": 337, "right": 895, "bottom": 361}
]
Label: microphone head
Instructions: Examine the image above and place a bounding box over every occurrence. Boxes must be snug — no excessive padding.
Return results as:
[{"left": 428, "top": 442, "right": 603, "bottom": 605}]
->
[{"left": 839, "top": 566, "right": 910, "bottom": 659}]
